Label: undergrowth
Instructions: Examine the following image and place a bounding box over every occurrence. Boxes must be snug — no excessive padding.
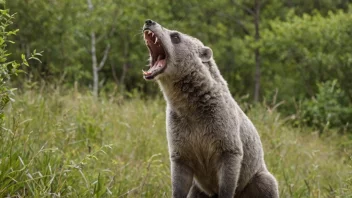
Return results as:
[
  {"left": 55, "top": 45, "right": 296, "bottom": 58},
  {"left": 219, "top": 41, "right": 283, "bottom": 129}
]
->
[{"left": 0, "top": 89, "right": 351, "bottom": 197}]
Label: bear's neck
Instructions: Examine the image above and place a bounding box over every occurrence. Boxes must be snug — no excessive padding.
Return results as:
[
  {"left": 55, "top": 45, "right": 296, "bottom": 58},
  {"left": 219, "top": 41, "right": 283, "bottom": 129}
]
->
[{"left": 157, "top": 61, "right": 226, "bottom": 115}]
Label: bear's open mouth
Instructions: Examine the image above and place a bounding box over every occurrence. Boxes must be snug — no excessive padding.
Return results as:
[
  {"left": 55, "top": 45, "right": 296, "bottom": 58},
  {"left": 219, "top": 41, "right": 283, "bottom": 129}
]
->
[{"left": 143, "top": 30, "right": 167, "bottom": 80}]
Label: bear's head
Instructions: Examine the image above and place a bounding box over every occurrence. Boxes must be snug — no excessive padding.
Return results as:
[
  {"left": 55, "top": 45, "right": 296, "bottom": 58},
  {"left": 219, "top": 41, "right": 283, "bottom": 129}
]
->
[{"left": 142, "top": 19, "right": 213, "bottom": 81}]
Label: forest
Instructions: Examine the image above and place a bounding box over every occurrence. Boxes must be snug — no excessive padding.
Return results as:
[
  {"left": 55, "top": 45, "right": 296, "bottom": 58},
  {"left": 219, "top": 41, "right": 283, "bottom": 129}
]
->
[{"left": 0, "top": 0, "right": 351, "bottom": 197}]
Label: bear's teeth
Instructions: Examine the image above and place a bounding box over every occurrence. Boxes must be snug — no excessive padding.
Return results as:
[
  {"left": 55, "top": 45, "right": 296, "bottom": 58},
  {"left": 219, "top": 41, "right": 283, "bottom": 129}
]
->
[
  {"left": 154, "top": 37, "right": 158, "bottom": 44},
  {"left": 142, "top": 70, "right": 151, "bottom": 75}
]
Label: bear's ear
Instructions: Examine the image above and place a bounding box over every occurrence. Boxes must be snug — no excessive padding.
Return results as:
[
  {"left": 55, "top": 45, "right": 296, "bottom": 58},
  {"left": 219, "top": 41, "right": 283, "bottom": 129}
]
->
[{"left": 199, "top": 47, "right": 213, "bottom": 62}]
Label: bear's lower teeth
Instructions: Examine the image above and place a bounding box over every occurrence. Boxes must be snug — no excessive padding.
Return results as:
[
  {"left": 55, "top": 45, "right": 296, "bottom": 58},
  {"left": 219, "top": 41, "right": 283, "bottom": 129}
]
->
[{"left": 151, "top": 55, "right": 165, "bottom": 68}]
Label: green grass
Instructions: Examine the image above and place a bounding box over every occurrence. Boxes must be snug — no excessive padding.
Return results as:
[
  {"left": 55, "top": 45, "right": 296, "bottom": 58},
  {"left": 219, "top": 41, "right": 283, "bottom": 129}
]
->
[{"left": 0, "top": 89, "right": 351, "bottom": 197}]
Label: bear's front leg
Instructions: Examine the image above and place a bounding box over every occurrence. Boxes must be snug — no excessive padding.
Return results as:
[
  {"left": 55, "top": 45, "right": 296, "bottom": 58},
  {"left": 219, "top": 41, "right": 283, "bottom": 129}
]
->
[
  {"left": 218, "top": 151, "right": 243, "bottom": 198},
  {"left": 171, "top": 160, "right": 193, "bottom": 198}
]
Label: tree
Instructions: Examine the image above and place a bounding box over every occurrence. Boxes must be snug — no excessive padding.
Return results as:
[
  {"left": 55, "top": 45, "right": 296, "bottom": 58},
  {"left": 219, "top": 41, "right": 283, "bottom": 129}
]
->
[
  {"left": 260, "top": 9, "right": 352, "bottom": 103},
  {"left": 86, "top": 0, "right": 112, "bottom": 98},
  {"left": 4, "top": 0, "right": 352, "bottom": 104}
]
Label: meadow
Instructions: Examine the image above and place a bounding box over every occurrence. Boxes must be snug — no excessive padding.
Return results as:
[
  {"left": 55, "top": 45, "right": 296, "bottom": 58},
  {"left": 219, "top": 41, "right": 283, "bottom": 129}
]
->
[{"left": 0, "top": 87, "right": 351, "bottom": 198}]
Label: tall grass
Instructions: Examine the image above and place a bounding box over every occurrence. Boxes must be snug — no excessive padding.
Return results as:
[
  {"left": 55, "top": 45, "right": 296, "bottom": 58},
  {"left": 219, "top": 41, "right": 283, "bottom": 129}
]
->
[{"left": 0, "top": 88, "right": 351, "bottom": 197}]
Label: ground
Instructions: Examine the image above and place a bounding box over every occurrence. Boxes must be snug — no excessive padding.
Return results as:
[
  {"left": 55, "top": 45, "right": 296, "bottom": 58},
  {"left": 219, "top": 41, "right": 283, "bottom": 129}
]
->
[{"left": 0, "top": 89, "right": 351, "bottom": 197}]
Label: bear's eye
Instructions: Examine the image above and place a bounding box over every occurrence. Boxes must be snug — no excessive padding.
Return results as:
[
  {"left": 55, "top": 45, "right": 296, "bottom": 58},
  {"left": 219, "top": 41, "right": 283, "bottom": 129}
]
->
[{"left": 170, "top": 33, "right": 181, "bottom": 44}]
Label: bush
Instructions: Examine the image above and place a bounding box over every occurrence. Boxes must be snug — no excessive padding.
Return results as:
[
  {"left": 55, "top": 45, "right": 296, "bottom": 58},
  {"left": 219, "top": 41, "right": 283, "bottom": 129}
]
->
[
  {"left": 0, "top": 8, "right": 41, "bottom": 121},
  {"left": 0, "top": 9, "right": 22, "bottom": 120},
  {"left": 299, "top": 80, "right": 352, "bottom": 133}
]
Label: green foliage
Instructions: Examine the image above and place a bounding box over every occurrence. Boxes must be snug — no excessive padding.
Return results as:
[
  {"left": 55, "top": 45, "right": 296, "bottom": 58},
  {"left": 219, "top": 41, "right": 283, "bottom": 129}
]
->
[
  {"left": 299, "top": 80, "right": 352, "bottom": 133},
  {"left": 0, "top": 10, "right": 25, "bottom": 120},
  {"left": 7, "top": 0, "right": 351, "bottom": 96},
  {"left": 260, "top": 8, "right": 352, "bottom": 125},
  {"left": 0, "top": 90, "right": 351, "bottom": 197},
  {"left": 0, "top": 10, "right": 20, "bottom": 119},
  {"left": 0, "top": 8, "right": 42, "bottom": 121}
]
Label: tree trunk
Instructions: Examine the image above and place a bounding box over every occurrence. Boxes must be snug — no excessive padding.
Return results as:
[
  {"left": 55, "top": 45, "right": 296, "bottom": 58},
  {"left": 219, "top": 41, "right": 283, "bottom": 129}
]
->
[
  {"left": 110, "top": 60, "right": 119, "bottom": 85},
  {"left": 90, "top": 31, "right": 99, "bottom": 98},
  {"left": 253, "top": 0, "right": 261, "bottom": 102},
  {"left": 87, "top": 0, "right": 98, "bottom": 98},
  {"left": 87, "top": 0, "right": 111, "bottom": 98},
  {"left": 119, "top": 41, "right": 129, "bottom": 90}
]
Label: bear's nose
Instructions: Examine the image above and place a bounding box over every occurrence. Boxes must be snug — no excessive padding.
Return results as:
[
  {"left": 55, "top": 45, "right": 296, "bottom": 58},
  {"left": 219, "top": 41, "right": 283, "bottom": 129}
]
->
[{"left": 145, "top": 19, "right": 156, "bottom": 27}]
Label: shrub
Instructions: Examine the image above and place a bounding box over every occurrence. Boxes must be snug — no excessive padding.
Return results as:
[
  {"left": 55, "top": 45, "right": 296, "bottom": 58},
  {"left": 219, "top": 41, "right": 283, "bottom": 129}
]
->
[
  {"left": 0, "top": 8, "right": 41, "bottom": 121},
  {"left": 300, "top": 80, "right": 352, "bottom": 133}
]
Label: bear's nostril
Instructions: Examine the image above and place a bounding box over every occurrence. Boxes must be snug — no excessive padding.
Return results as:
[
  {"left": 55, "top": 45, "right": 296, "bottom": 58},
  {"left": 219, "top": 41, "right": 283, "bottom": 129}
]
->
[{"left": 145, "top": 19, "right": 155, "bottom": 26}]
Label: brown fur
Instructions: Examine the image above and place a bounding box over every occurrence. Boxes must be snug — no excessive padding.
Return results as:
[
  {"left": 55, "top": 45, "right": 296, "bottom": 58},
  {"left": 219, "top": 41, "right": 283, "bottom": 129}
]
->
[{"left": 143, "top": 20, "right": 279, "bottom": 198}]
